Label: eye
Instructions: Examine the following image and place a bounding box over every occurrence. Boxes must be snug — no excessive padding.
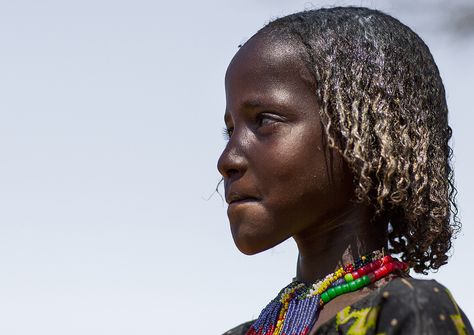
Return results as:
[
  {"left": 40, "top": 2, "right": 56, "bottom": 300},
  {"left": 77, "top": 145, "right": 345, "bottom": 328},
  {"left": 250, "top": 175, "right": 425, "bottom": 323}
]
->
[
  {"left": 257, "top": 113, "right": 278, "bottom": 128},
  {"left": 222, "top": 126, "right": 233, "bottom": 141}
]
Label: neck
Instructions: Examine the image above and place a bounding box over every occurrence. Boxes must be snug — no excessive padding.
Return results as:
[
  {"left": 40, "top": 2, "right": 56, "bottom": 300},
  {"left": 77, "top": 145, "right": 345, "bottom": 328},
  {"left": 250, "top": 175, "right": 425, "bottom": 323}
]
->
[{"left": 293, "top": 202, "right": 388, "bottom": 284}]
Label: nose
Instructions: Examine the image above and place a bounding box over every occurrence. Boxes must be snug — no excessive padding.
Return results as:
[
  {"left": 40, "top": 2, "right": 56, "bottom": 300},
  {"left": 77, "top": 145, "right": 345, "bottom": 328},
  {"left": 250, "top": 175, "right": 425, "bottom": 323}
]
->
[{"left": 217, "top": 139, "right": 247, "bottom": 181}]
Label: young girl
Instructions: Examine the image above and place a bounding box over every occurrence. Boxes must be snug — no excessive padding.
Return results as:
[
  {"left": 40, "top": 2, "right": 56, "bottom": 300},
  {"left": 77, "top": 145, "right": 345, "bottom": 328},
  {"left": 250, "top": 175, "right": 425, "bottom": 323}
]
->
[{"left": 217, "top": 6, "right": 473, "bottom": 335}]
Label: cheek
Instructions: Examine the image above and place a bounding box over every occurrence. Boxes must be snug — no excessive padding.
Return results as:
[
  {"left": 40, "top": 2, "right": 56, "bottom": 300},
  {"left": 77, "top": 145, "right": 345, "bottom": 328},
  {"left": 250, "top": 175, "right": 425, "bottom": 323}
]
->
[
  {"left": 228, "top": 123, "right": 353, "bottom": 254},
  {"left": 227, "top": 142, "right": 325, "bottom": 254},
  {"left": 266, "top": 129, "right": 328, "bottom": 196},
  {"left": 261, "top": 131, "right": 351, "bottom": 231}
]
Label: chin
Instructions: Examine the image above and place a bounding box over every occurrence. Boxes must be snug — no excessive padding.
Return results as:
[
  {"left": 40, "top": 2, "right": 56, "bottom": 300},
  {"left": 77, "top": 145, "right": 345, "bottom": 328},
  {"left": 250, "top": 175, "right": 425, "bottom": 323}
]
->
[
  {"left": 229, "top": 211, "right": 290, "bottom": 255},
  {"left": 232, "top": 230, "right": 280, "bottom": 256},
  {"left": 234, "top": 240, "right": 263, "bottom": 255}
]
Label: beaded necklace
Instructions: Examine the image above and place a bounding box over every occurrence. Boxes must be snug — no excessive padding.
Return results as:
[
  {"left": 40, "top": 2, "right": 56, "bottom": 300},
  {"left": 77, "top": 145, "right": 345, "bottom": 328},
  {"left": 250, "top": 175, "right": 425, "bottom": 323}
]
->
[{"left": 245, "top": 250, "right": 409, "bottom": 335}]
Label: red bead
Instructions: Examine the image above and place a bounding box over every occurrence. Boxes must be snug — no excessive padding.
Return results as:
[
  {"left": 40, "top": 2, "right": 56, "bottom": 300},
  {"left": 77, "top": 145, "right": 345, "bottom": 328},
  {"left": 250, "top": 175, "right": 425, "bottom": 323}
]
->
[
  {"left": 374, "top": 268, "right": 383, "bottom": 279},
  {"left": 368, "top": 262, "right": 376, "bottom": 272},
  {"left": 391, "top": 262, "right": 399, "bottom": 270},
  {"left": 360, "top": 265, "right": 369, "bottom": 275},
  {"left": 382, "top": 255, "right": 393, "bottom": 264},
  {"left": 386, "top": 262, "right": 394, "bottom": 273},
  {"left": 352, "top": 271, "right": 360, "bottom": 280}
]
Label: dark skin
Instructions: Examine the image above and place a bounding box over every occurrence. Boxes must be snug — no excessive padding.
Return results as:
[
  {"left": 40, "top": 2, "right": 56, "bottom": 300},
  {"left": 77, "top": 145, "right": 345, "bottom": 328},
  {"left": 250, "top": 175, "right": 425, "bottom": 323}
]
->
[{"left": 217, "top": 32, "right": 389, "bottom": 332}]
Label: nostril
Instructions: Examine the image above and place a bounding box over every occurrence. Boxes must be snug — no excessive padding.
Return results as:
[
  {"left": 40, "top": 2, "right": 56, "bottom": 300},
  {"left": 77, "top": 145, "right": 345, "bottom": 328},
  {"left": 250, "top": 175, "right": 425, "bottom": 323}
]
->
[
  {"left": 217, "top": 151, "right": 229, "bottom": 177},
  {"left": 226, "top": 168, "right": 240, "bottom": 179},
  {"left": 217, "top": 146, "right": 247, "bottom": 179}
]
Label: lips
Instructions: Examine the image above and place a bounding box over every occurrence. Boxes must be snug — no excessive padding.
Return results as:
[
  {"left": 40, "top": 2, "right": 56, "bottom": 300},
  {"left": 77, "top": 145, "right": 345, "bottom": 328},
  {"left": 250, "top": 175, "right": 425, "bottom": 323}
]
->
[{"left": 226, "top": 190, "right": 261, "bottom": 205}]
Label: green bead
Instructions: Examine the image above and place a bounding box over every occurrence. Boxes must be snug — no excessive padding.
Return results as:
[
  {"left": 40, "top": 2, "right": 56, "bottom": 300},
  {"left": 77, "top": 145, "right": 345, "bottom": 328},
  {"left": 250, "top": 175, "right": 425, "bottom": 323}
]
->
[
  {"left": 321, "top": 292, "right": 330, "bottom": 303},
  {"left": 355, "top": 278, "right": 364, "bottom": 288},
  {"left": 342, "top": 283, "right": 350, "bottom": 293},
  {"left": 328, "top": 288, "right": 337, "bottom": 298},
  {"left": 363, "top": 275, "right": 371, "bottom": 285},
  {"left": 349, "top": 281, "right": 358, "bottom": 291},
  {"left": 344, "top": 273, "right": 354, "bottom": 282},
  {"left": 334, "top": 285, "right": 344, "bottom": 296}
]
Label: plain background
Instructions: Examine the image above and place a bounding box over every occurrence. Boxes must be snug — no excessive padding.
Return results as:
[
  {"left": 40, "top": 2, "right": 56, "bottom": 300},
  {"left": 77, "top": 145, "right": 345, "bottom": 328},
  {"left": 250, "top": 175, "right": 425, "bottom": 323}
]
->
[{"left": 0, "top": 0, "right": 472, "bottom": 334}]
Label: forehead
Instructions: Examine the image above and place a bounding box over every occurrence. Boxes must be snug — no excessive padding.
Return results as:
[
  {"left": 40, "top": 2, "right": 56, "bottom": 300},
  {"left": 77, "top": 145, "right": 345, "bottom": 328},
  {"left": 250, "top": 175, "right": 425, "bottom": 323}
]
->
[
  {"left": 225, "top": 33, "right": 305, "bottom": 82},
  {"left": 224, "top": 33, "right": 314, "bottom": 117}
]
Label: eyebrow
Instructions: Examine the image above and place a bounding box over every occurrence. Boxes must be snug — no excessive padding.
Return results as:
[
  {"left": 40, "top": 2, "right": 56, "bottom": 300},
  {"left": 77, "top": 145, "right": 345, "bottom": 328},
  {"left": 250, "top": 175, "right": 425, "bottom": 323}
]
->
[{"left": 224, "top": 98, "right": 268, "bottom": 124}]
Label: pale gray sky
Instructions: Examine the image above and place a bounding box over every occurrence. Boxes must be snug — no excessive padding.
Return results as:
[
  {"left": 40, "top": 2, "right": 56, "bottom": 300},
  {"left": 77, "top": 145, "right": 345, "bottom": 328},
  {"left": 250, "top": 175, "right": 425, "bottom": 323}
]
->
[{"left": 0, "top": 1, "right": 472, "bottom": 334}]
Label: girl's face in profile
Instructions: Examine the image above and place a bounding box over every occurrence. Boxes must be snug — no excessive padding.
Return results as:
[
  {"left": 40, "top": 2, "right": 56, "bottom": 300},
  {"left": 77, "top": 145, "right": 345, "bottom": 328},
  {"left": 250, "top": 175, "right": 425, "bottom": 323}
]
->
[{"left": 217, "top": 33, "right": 354, "bottom": 255}]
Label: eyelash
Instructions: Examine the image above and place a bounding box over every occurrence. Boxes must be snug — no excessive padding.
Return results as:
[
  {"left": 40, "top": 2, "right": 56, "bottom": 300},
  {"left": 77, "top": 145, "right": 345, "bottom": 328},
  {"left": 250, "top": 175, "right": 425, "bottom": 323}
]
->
[
  {"left": 222, "top": 126, "right": 232, "bottom": 140},
  {"left": 222, "top": 114, "right": 278, "bottom": 141}
]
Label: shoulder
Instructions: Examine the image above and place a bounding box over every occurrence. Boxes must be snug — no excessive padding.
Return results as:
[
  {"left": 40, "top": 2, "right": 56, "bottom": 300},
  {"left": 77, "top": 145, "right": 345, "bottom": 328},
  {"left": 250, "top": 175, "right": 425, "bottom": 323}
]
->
[
  {"left": 383, "top": 275, "right": 449, "bottom": 293},
  {"left": 380, "top": 276, "right": 462, "bottom": 310},
  {"left": 327, "top": 276, "right": 473, "bottom": 335},
  {"left": 222, "top": 320, "right": 254, "bottom": 335},
  {"left": 373, "top": 276, "right": 473, "bottom": 334}
]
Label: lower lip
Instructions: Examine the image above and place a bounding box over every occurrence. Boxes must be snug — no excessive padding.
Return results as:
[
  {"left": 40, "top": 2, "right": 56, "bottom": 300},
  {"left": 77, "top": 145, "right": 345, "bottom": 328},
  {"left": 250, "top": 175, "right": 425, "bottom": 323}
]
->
[{"left": 229, "top": 198, "right": 259, "bottom": 206}]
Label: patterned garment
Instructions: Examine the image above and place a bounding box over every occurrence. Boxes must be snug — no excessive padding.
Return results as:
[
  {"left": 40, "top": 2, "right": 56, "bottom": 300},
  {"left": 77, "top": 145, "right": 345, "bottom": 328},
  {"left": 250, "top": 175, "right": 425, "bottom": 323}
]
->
[{"left": 223, "top": 277, "right": 473, "bottom": 335}]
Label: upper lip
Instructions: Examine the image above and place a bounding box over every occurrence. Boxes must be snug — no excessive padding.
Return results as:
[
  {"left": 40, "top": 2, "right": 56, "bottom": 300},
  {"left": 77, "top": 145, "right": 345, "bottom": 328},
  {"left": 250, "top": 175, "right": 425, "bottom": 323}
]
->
[{"left": 225, "top": 189, "right": 260, "bottom": 205}]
